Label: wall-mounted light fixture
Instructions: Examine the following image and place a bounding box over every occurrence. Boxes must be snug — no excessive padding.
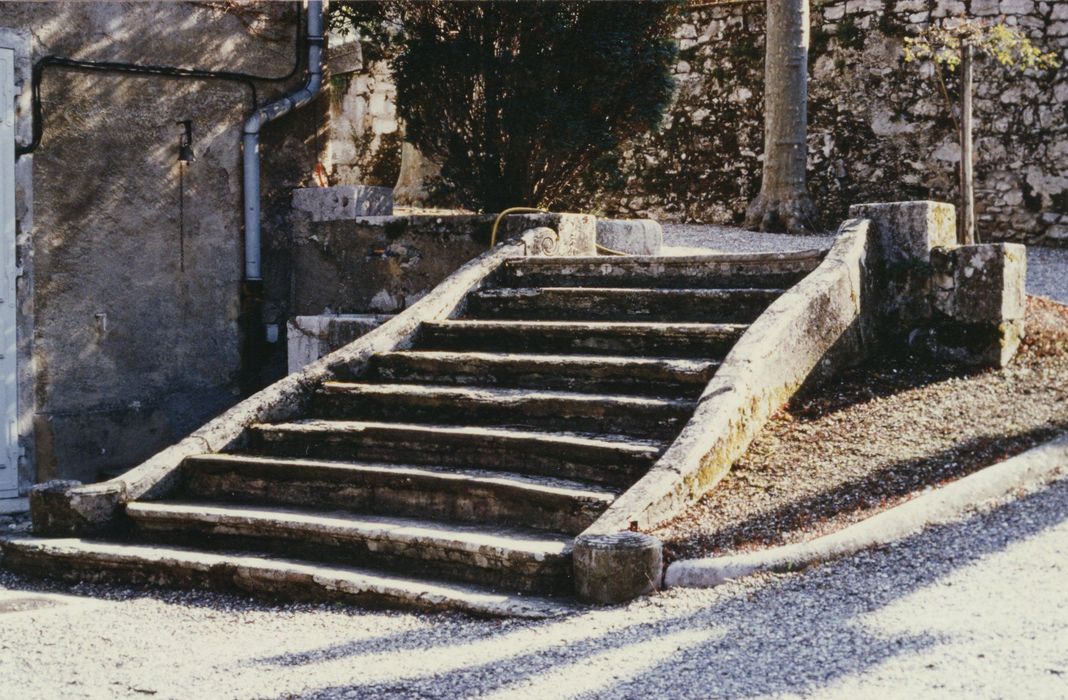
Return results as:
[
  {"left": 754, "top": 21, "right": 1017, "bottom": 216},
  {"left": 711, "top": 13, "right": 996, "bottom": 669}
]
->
[
  {"left": 177, "top": 120, "right": 194, "bottom": 272},
  {"left": 177, "top": 119, "right": 195, "bottom": 163}
]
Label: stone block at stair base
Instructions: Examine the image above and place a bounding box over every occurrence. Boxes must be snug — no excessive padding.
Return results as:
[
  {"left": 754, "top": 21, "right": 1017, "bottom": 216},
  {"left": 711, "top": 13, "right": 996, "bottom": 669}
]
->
[
  {"left": 29, "top": 480, "right": 125, "bottom": 536},
  {"left": 931, "top": 243, "right": 1026, "bottom": 324},
  {"left": 849, "top": 201, "right": 957, "bottom": 337},
  {"left": 596, "top": 219, "right": 663, "bottom": 256},
  {"left": 573, "top": 532, "right": 663, "bottom": 604}
]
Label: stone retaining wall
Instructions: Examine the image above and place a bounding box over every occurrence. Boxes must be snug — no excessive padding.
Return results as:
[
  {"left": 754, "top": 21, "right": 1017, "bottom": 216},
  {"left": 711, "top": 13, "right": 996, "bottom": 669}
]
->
[
  {"left": 579, "top": 0, "right": 1068, "bottom": 245},
  {"left": 337, "top": 1, "right": 1066, "bottom": 244}
]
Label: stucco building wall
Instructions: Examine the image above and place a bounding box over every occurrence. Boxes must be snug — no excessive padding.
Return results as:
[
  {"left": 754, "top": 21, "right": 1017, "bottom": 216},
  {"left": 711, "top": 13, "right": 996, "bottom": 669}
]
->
[{"left": 2, "top": 1, "right": 319, "bottom": 486}]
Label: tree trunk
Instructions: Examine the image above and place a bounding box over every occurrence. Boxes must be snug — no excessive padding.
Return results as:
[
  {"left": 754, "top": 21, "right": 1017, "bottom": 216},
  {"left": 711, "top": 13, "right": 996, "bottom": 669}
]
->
[
  {"left": 745, "top": 0, "right": 817, "bottom": 234},
  {"left": 959, "top": 42, "right": 976, "bottom": 245}
]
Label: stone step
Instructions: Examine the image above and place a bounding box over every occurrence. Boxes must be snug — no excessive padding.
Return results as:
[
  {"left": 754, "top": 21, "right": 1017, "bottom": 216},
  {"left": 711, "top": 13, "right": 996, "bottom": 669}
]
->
[
  {"left": 414, "top": 320, "right": 747, "bottom": 359},
  {"left": 0, "top": 537, "right": 576, "bottom": 618},
  {"left": 368, "top": 351, "right": 718, "bottom": 398},
  {"left": 249, "top": 420, "right": 663, "bottom": 487},
  {"left": 310, "top": 382, "right": 694, "bottom": 439},
  {"left": 125, "top": 502, "right": 574, "bottom": 593},
  {"left": 495, "top": 251, "right": 824, "bottom": 289},
  {"left": 466, "top": 287, "right": 783, "bottom": 323},
  {"left": 182, "top": 453, "right": 616, "bottom": 535}
]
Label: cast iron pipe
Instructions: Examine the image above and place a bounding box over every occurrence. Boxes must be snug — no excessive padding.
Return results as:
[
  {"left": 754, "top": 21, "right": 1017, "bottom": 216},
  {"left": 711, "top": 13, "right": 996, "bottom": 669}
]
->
[{"left": 242, "top": 0, "right": 324, "bottom": 282}]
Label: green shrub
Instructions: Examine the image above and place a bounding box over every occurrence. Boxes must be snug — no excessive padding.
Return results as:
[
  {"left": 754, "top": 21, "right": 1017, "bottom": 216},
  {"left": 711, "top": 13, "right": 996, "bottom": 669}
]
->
[{"left": 389, "top": 1, "right": 678, "bottom": 212}]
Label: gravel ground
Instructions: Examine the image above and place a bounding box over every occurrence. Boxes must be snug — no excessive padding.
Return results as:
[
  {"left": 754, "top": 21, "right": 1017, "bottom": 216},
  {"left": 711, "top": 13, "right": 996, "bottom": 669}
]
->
[
  {"left": 1025, "top": 245, "right": 1068, "bottom": 303},
  {"left": 656, "top": 296, "right": 1068, "bottom": 561},
  {"left": 661, "top": 223, "right": 834, "bottom": 256},
  {"left": 0, "top": 513, "right": 30, "bottom": 534},
  {"left": 2, "top": 476, "right": 1068, "bottom": 699}
]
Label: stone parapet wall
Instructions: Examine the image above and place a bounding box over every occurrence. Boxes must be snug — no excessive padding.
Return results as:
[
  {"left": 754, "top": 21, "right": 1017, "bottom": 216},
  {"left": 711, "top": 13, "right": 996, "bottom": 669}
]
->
[{"left": 581, "top": 0, "right": 1068, "bottom": 244}]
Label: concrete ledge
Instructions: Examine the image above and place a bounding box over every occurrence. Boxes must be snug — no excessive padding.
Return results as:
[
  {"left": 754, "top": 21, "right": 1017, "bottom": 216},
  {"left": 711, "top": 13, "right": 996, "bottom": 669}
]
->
[
  {"left": 665, "top": 433, "right": 1068, "bottom": 588},
  {"left": 29, "top": 216, "right": 595, "bottom": 536},
  {"left": 292, "top": 185, "right": 394, "bottom": 220},
  {"left": 596, "top": 219, "right": 663, "bottom": 255}
]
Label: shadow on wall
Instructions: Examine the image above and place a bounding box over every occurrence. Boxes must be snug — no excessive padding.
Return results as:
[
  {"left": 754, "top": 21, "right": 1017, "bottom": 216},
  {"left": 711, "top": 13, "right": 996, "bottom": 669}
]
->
[{"left": 8, "top": 0, "right": 321, "bottom": 482}]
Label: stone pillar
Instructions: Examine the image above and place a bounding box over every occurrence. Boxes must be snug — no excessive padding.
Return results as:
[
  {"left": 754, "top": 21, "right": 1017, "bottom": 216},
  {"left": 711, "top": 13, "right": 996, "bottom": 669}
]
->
[
  {"left": 849, "top": 201, "right": 1027, "bottom": 368},
  {"left": 849, "top": 201, "right": 956, "bottom": 338},
  {"left": 572, "top": 531, "right": 663, "bottom": 604},
  {"left": 929, "top": 243, "right": 1027, "bottom": 367}
]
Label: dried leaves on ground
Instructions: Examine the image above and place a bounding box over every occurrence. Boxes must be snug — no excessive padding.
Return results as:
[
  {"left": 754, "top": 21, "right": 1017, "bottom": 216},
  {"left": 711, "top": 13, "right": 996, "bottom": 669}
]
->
[{"left": 656, "top": 296, "right": 1068, "bottom": 562}]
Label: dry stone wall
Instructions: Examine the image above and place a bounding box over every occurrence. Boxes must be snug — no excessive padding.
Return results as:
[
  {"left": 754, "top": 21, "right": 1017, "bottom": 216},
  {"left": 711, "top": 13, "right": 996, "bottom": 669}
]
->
[
  {"left": 586, "top": 0, "right": 1068, "bottom": 245},
  {"left": 324, "top": 35, "right": 402, "bottom": 188}
]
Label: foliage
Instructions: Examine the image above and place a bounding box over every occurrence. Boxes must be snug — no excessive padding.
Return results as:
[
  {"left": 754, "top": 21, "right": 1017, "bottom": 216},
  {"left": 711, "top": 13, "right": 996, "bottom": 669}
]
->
[
  {"left": 904, "top": 19, "right": 1060, "bottom": 71},
  {"left": 903, "top": 18, "right": 1059, "bottom": 243},
  {"left": 327, "top": 2, "right": 403, "bottom": 63},
  {"left": 388, "top": 1, "right": 679, "bottom": 213}
]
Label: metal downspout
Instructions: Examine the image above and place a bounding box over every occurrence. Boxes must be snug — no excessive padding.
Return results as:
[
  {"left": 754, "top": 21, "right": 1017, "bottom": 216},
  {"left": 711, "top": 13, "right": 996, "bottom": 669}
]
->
[
  {"left": 239, "top": 0, "right": 323, "bottom": 392},
  {"left": 243, "top": 0, "right": 324, "bottom": 282}
]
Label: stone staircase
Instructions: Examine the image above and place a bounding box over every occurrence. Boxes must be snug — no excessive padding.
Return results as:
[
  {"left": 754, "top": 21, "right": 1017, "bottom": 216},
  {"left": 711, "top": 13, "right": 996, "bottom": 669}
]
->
[{"left": 2, "top": 251, "right": 823, "bottom": 617}]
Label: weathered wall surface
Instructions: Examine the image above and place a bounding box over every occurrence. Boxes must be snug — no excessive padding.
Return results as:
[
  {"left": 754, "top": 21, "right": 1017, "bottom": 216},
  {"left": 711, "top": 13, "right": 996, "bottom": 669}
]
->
[
  {"left": 585, "top": 0, "right": 1068, "bottom": 244},
  {"left": 2, "top": 2, "right": 317, "bottom": 484},
  {"left": 291, "top": 213, "right": 584, "bottom": 316},
  {"left": 324, "top": 36, "right": 401, "bottom": 188}
]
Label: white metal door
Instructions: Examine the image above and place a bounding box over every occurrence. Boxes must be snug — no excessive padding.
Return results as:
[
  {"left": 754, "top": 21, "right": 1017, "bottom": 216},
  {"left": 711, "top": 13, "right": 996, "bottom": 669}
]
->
[{"left": 0, "top": 48, "right": 18, "bottom": 498}]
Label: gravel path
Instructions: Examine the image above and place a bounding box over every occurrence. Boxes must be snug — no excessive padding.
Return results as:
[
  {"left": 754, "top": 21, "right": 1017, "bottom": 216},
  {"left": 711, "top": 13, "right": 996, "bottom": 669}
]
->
[
  {"left": 2, "top": 476, "right": 1068, "bottom": 698},
  {"left": 655, "top": 297, "right": 1068, "bottom": 561},
  {"left": 662, "top": 223, "right": 1068, "bottom": 303},
  {"left": 1025, "top": 245, "right": 1068, "bottom": 303},
  {"left": 661, "top": 223, "right": 834, "bottom": 256}
]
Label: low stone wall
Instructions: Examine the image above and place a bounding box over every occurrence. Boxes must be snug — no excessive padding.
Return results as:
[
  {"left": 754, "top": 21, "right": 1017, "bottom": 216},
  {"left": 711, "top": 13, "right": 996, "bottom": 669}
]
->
[
  {"left": 582, "top": 220, "right": 870, "bottom": 541},
  {"left": 291, "top": 213, "right": 596, "bottom": 315},
  {"left": 574, "top": 203, "right": 1020, "bottom": 598},
  {"left": 338, "top": 1, "right": 1067, "bottom": 244}
]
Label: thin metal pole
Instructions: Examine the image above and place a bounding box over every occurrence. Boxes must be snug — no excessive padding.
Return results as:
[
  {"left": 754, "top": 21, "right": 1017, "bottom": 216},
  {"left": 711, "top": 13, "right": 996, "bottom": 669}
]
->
[
  {"left": 179, "top": 162, "right": 185, "bottom": 272},
  {"left": 960, "top": 42, "right": 976, "bottom": 245}
]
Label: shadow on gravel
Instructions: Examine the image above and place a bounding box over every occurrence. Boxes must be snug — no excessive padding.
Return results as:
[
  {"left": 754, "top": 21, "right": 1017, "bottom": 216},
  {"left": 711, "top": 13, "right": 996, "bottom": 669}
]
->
[
  {"left": 790, "top": 350, "right": 987, "bottom": 420},
  {"left": 275, "top": 477, "right": 1068, "bottom": 700},
  {"left": 664, "top": 419, "right": 1068, "bottom": 558}
]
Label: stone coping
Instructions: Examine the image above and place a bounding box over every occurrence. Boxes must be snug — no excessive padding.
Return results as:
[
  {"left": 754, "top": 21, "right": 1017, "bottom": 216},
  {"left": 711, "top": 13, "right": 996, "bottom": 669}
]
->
[
  {"left": 571, "top": 219, "right": 871, "bottom": 602},
  {"left": 583, "top": 218, "right": 869, "bottom": 538}
]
